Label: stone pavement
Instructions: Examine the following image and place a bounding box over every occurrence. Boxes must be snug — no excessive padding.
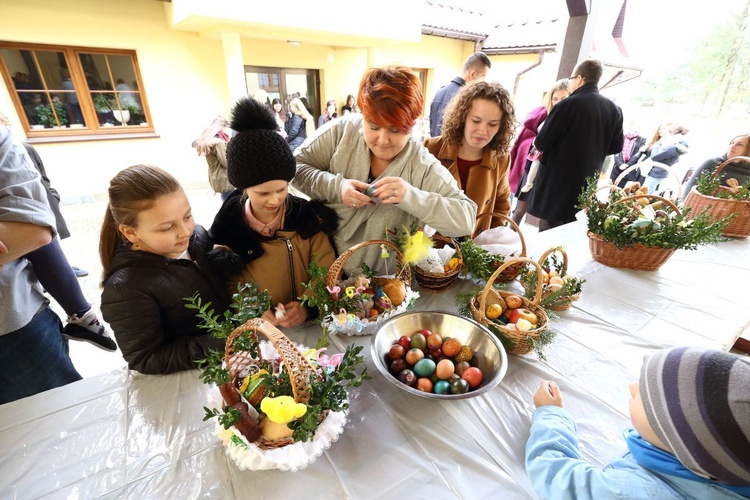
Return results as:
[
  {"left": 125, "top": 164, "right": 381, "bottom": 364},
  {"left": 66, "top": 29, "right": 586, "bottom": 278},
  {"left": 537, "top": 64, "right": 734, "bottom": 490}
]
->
[{"left": 53, "top": 185, "right": 224, "bottom": 379}]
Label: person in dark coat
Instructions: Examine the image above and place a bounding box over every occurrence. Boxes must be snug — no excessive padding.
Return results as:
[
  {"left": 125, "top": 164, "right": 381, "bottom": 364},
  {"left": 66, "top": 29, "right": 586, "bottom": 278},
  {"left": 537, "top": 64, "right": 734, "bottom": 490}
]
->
[
  {"left": 527, "top": 59, "right": 624, "bottom": 231},
  {"left": 100, "top": 165, "right": 232, "bottom": 374}
]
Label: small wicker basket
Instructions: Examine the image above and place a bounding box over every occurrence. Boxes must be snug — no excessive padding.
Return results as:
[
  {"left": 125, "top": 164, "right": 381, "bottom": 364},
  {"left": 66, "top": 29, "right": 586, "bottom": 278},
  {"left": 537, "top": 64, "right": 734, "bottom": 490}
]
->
[
  {"left": 520, "top": 247, "right": 581, "bottom": 311},
  {"left": 223, "top": 318, "right": 316, "bottom": 450},
  {"left": 682, "top": 156, "right": 750, "bottom": 238},
  {"left": 587, "top": 194, "right": 680, "bottom": 271},
  {"left": 324, "top": 239, "right": 414, "bottom": 335},
  {"left": 473, "top": 212, "right": 527, "bottom": 283},
  {"left": 469, "top": 257, "right": 549, "bottom": 356},
  {"left": 414, "top": 234, "right": 462, "bottom": 291}
]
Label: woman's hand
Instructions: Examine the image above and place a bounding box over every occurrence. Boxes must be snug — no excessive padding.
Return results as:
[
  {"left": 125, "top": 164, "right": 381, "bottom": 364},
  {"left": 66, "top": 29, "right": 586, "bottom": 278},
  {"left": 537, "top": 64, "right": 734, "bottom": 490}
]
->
[
  {"left": 341, "top": 179, "right": 372, "bottom": 209},
  {"left": 275, "top": 301, "right": 308, "bottom": 328},
  {"left": 371, "top": 176, "right": 409, "bottom": 205},
  {"left": 533, "top": 380, "right": 564, "bottom": 408}
]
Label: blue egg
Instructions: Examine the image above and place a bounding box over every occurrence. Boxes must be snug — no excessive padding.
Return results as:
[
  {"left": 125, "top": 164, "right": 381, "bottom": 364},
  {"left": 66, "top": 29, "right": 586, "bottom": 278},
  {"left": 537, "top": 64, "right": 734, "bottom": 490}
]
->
[{"left": 434, "top": 380, "right": 451, "bottom": 394}]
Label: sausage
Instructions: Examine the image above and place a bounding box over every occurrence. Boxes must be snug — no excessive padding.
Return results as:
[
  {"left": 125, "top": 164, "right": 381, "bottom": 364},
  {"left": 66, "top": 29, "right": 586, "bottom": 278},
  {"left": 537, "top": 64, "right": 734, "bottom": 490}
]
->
[
  {"left": 229, "top": 401, "right": 262, "bottom": 442},
  {"left": 219, "top": 381, "right": 261, "bottom": 442}
]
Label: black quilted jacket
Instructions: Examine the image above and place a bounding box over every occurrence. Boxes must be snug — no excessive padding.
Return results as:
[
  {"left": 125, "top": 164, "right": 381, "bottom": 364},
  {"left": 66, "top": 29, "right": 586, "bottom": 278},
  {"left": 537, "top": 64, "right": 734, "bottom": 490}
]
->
[{"left": 101, "top": 225, "right": 231, "bottom": 374}]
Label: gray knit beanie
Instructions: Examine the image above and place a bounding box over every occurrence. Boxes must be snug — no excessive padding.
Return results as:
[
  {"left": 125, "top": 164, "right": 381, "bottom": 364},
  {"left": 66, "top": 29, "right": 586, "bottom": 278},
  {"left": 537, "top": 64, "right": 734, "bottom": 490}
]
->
[
  {"left": 226, "top": 97, "right": 295, "bottom": 190},
  {"left": 640, "top": 346, "right": 750, "bottom": 485}
]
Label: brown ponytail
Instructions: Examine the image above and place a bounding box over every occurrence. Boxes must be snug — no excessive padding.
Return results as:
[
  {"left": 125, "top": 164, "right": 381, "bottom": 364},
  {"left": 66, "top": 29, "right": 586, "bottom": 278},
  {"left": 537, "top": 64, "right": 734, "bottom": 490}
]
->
[{"left": 99, "top": 164, "right": 182, "bottom": 283}]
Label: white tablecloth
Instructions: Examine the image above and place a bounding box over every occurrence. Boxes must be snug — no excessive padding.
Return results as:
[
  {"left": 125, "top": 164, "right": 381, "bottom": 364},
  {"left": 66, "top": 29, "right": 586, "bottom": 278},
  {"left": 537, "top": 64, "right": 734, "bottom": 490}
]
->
[{"left": 1, "top": 220, "right": 748, "bottom": 499}]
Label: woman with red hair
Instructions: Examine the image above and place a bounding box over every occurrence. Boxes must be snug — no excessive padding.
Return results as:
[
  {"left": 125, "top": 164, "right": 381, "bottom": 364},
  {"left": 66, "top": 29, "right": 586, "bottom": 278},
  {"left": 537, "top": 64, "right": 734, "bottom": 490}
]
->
[{"left": 292, "top": 65, "right": 476, "bottom": 274}]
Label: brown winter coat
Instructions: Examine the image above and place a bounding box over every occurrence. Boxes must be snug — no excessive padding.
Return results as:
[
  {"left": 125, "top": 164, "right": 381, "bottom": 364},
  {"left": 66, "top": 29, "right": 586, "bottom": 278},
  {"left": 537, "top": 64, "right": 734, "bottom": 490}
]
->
[{"left": 424, "top": 137, "right": 511, "bottom": 235}]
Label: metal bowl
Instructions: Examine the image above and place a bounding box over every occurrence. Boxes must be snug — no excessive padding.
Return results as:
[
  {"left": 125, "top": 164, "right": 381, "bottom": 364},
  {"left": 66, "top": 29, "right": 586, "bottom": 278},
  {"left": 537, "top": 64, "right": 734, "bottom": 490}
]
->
[{"left": 371, "top": 310, "right": 508, "bottom": 400}]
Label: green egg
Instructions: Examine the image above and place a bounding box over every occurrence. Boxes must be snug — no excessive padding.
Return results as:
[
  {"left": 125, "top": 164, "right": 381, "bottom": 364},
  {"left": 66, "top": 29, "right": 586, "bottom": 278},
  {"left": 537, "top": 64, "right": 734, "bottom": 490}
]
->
[{"left": 413, "top": 358, "right": 436, "bottom": 378}]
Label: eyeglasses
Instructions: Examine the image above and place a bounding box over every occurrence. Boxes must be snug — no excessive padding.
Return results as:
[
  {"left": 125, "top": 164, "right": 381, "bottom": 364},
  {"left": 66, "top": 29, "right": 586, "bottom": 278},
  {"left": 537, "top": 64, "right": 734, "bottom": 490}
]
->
[{"left": 568, "top": 75, "right": 579, "bottom": 81}]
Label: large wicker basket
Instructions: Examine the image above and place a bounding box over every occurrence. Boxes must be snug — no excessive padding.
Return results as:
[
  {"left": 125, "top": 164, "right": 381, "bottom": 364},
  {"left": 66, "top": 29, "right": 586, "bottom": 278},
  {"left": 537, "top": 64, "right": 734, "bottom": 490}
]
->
[
  {"left": 324, "top": 239, "right": 415, "bottom": 335},
  {"left": 469, "top": 257, "right": 549, "bottom": 356},
  {"left": 414, "top": 234, "right": 462, "bottom": 291},
  {"left": 520, "top": 247, "right": 581, "bottom": 311},
  {"left": 473, "top": 212, "right": 527, "bottom": 283},
  {"left": 682, "top": 156, "right": 750, "bottom": 238},
  {"left": 587, "top": 194, "right": 679, "bottom": 271},
  {"left": 223, "top": 318, "right": 316, "bottom": 450}
]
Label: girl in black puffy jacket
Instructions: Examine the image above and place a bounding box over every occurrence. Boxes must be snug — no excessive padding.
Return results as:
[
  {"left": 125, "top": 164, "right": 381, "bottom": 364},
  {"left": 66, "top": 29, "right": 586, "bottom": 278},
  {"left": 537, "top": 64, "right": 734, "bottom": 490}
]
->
[{"left": 100, "top": 164, "right": 232, "bottom": 374}]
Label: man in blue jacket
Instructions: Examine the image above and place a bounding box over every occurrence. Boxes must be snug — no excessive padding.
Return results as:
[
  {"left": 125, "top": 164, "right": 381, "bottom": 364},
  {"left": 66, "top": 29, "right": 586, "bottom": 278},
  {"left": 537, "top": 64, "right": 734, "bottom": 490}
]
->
[
  {"left": 428, "top": 52, "right": 491, "bottom": 138},
  {"left": 528, "top": 59, "right": 624, "bottom": 231}
]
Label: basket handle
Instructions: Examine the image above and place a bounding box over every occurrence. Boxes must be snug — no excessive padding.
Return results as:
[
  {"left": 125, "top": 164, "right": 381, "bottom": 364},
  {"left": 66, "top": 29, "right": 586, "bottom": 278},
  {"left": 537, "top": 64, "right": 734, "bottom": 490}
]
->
[
  {"left": 711, "top": 155, "right": 750, "bottom": 178},
  {"left": 473, "top": 212, "right": 527, "bottom": 257},
  {"left": 614, "top": 163, "right": 682, "bottom": 198},
  {"left": 431, "top": 233, "right": 462, "bottom": 260},
  {"left": 535, "top": 246, "right": 568, "bottom": 277},
  {"left": 325, "top": 239, "right": 407, "bottom": 288},
  {"left": 226, "top": 318, "right": 315, "bottom": 404},
  {"left": 478, "top": 257, "right": 544, "bottom": 314},
  {"left": 614, "top": 193, "right": 680, "bottom": 215}
]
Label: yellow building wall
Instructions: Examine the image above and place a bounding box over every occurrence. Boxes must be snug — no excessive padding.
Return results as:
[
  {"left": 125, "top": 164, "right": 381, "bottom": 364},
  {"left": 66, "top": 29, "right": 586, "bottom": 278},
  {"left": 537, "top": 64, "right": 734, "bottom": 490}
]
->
[
  {"left": 0, "top": 0, "right": 231, "bottom": 198},
  {"left": 1, "top": 0, "right": 561, "bottom": 200}
]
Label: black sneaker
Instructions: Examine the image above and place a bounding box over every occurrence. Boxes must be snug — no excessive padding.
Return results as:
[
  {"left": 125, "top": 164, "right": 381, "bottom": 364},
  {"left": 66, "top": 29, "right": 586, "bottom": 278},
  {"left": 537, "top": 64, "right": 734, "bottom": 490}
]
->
[
  {"left": 71, "top": 266, "right": 89, "bottom": 278},
  {"left": 63, "top": 309, "right": 117, "bottom": 352}
]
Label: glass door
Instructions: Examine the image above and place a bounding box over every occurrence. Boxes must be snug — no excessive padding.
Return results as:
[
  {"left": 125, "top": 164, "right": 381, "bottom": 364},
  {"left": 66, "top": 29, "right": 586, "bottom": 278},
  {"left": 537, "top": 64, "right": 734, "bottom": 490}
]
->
[{"left": 245, "top": 66, "right": 320, "bottom": 124}]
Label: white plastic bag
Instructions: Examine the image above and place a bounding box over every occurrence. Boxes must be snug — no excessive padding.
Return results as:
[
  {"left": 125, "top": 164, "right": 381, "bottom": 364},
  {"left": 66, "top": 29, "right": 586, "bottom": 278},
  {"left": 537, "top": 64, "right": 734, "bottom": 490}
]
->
[{"left": 472, "top": 225, "right": 522, "bottom": 258}]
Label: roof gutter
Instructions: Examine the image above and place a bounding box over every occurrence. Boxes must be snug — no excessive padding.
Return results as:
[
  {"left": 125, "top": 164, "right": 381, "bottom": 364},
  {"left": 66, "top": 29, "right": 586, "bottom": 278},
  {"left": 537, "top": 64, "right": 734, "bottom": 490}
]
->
[
  {"left": 513, "top": 50, "right": 545, "bottom": 97},
  {"left": 421, "top": 27, "right": 487, "bottom": 44},
  {"left": 483, "top": 45, "right": 556, "bottom": 56}
]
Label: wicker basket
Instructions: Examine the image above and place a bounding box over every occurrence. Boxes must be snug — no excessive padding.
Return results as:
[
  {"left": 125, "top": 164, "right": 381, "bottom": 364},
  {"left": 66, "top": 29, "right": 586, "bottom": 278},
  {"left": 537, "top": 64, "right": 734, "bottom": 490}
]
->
[
  {"left": 682, "top": 156, "right": 750, "bottom": 238},
  {"left": 473, "top": 212, "right": 527, "bottom": 283},
  {"left": 520, "top": 247, "right": 581, "bottom": 311},
  {"left": 324, "top": 239, "right": 414, "bottom": 335},
  {"left": 223, "top": 318, "right": 316, "bottom": 450},
  {"left": 587, "top": 194, "right": 680, "bottom": 271},
  {"left": 469, "top": 257, "right": 549, "bottom": 356},
  {"left": 414, "top": 234, "right": 462, "bottom": 291}
]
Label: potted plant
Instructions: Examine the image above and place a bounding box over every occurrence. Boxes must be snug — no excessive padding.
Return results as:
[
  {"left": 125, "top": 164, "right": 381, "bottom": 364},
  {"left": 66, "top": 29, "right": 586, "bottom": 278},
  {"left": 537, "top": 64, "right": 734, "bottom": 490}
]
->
[{"left": 34, "top": 101, "right": 68, "bottom": 128}]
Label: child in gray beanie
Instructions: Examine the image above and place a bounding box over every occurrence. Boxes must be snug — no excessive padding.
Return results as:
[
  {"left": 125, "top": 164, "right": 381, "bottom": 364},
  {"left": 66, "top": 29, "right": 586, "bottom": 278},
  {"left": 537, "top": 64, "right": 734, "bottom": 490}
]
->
[{"left": 525, "top": 346, "right": 750, "bottom": 499}]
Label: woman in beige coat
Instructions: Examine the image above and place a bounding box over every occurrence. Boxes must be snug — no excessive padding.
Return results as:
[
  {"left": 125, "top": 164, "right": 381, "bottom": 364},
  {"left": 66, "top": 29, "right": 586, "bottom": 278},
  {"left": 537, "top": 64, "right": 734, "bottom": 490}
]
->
[{"left": 424, "top": 81, "right": 516, "bottom": 235}]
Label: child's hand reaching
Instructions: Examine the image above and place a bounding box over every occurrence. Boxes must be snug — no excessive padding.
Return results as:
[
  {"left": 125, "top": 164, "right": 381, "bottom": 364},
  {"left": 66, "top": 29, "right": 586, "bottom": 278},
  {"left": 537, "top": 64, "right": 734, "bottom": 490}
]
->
[{"left": 533, "top": 381, "right": 564, "bottom": 408}]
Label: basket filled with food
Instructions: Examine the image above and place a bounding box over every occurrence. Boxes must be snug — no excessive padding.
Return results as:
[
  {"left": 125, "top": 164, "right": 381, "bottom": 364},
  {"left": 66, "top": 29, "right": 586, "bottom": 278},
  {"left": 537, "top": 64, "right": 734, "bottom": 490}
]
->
[
  {"left": 518, "top": 246, "right": 585, "bottom": 311},
  {"left": 301, "top": 239, "right": 418, "bottom": 336},
  {"left": 578, "top": 177, "right": 727, "bottom": 271},
  {"left": 460, "top": 212, "right": 527, "bottom": 284},
  {"left": 682, "top": 156, "right": 750, "bottom": 238}
]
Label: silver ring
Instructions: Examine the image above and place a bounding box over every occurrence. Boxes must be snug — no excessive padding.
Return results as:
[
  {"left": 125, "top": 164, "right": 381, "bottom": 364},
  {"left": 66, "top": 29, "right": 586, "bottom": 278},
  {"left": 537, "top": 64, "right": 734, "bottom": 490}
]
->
[{"left": 352, "top": 202, "right": 356, "bottom": 208}]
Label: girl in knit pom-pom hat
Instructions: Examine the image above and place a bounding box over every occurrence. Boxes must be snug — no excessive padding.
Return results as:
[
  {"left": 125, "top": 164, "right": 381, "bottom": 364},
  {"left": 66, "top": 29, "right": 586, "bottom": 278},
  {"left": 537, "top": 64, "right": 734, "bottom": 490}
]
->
[
  {"left": 526, "top": 346, "right": 750, "bottom": 499},
  {"left": 209, "top": 97, "right": 338, "bottom": 328}
]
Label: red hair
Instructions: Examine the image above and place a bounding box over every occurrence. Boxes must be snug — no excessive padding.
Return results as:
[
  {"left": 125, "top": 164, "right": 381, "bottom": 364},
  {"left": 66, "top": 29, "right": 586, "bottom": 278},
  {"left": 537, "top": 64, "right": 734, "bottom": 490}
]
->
[{"left": 357, "top": 66, "right": 423, "bottom": 134}]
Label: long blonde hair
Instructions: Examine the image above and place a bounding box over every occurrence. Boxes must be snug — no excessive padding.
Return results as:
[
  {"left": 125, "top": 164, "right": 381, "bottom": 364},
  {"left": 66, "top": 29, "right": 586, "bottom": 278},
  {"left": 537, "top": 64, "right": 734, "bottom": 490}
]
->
[{"left": 541, "top": 79, "right": 570, "bottom": 114}]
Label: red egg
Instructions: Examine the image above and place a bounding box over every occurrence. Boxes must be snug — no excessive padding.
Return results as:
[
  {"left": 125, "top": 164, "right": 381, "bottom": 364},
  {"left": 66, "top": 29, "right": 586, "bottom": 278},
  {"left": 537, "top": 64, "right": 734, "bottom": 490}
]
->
[
  {"left": 420, "top": 329, "right": 433, "bottom": 337},
  {"left": 388, "top": 344, "right": 406, "bottom": 360},
  {"left": 390, "top": 358, "right": 407, "bottom": 374},
  {"left": 397, "top": 335, "right": 411, "bottom": 350},
  {"left": 462, "top": 367, "right": 483, "bottom": 388}
]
